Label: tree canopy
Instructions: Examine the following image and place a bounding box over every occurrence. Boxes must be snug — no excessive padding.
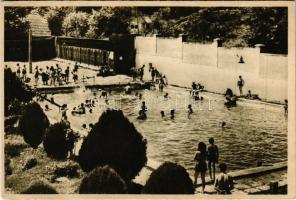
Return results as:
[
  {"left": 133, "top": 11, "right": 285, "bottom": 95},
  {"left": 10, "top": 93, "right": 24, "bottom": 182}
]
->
[{"left": 5, "top": 7, "right": 288, "bottom": 53}]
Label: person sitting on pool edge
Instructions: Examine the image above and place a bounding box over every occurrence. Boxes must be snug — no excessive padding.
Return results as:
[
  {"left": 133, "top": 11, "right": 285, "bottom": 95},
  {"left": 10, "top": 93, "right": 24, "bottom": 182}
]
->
[{"left": 214, "top": 163, "right": 234, "bottom": 194}]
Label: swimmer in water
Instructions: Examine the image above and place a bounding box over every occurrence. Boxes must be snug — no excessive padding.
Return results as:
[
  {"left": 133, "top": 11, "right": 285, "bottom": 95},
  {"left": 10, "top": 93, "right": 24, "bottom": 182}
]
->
[
  {"left": 164, "top": 92, "right": 169, "bottom": 99},
  {"left": 170, "top": 109, "right": 175, "bottom": 119},
  {"left": 160, "top": 110, "right": 165, "bottom": 118},
  {"left": 139, "top": 94, "right": 143, "bottom": 100},
  {"left": 188, "top": 104, "right": 193, "bottom": 118},
  {"left": 221, "top": 121, "right": 226, "bottom": 128},
  {"left": 89, "top": 108, "right": 93, "bottom": 113},
  {"left": 141, "top": 101, "right": 147, "bottom": 113},
  {"left": 82, "top": 124, "right": 87, "bottom": 129},
  {"left": 137, "top": 110, "right": 147, "bottom": 120},
  {"left": 45, "top": 104, "right": 51, "bottom": 111},
  {"left": 89, "top": 123, "right": 94, "bottom": 129}
]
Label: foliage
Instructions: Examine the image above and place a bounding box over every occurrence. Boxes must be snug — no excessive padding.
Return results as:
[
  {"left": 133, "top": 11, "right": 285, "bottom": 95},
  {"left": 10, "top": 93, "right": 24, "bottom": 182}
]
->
[
  {"left": 53, "top": 161, "right": 80, "bottom": 178},
  {"left": 45, "top": 8, "right": 70, "bottom": 36},
  {"left": 63, "top": 11, "right": 89, "bottom": 38},
  {"left": 5, "top": 141, "right": 28, "bottom": 158},
  {"left": 21, "top": 180, "right": 58, "bottom": 194},
  {"left": 79, "top": 165, "right": 127, "bottom": 194},
  {"left": 19, "top": 102, "right": 49, "bottom": 149},
  {"left": 4, "top": 68, "right": 34, "bottom": 116},
  {"left": 86, "top": 7, "right": 131, "bottom": 39},
  {"left": 4, "top": 7, "right": 31, "bottom": 40},
  {"left": 142, "top": 162, "right": 194, "bottom": 194},
  {"left": 5, "top": 158, "right": 12, "bottom": 176},
  {"left": 78, "top": 109, "right": 147, "bottom": 181},
  {"left": 23, "top": 158, "right": 38, "bottom": 171},
  {"left": 43, "top": 122, "right": 73, "bottom": 160},
  {"left": 151, "top": 7, "right": 287, "bottom": 53}
]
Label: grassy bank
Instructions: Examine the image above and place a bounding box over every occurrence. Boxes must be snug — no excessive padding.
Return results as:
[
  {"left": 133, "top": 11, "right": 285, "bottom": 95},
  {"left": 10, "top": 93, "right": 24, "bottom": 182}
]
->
[{"left": 5, "top": 134, "right": 84, "bottom": 194}]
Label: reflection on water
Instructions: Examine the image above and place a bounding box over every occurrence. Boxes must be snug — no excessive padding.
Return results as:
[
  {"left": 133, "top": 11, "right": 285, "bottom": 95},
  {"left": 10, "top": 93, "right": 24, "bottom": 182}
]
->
[{"left": 39, "top": 86, "right": 287, "bottom": 176}]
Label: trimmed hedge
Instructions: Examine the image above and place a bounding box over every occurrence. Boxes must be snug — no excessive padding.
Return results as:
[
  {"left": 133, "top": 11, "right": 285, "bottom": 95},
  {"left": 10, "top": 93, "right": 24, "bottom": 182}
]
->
[
  {"left": 142, "top": 162, "right": 194, "bottom": 194},
  {"left": 19, "top": 102, "right": 49, "bottom": 149},
  {"left": 21, "top": 180, "right": 58, "bottom": 194},
  {"left": 78, "top": 109, "right": 147, "bottom": 181},
  {"left": 79, "top": 165, "right": 127, "bottom": 194},
  {"left": 43, "top": 122, "right": 74, "bottom": 160}
]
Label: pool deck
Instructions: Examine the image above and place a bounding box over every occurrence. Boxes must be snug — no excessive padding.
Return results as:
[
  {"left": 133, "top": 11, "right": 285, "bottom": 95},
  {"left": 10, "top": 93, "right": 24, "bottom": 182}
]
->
[{"left": 134, "top": 160, "right": 287, "bottom": 194}]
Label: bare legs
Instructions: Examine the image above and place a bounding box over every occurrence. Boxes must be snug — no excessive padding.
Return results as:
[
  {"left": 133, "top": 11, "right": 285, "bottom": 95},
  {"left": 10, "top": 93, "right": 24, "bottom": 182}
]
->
[
  {"left": 194, "top": 171, "right": 206, "bottom": 193},
  {"left": 208, "top": 162, "right": 216, "bottom": 181}
]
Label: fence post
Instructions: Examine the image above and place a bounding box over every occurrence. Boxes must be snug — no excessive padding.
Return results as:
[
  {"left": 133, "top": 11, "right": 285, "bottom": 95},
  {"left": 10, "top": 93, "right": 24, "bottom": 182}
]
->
[
  {"left": 80, "top": 47, "right": 82, "bottom": 63},
  {"left": 213, "top": 38, "right": 221, "bottom": 68},
  {"left": 28, "top": 28, "right": 32, "bottom": 73},
  {"left": 154, "top": 34, "right": 158, "bottom": 55},
  {"left": 255, "top": 43, "right": 264, "bottom": 74}
]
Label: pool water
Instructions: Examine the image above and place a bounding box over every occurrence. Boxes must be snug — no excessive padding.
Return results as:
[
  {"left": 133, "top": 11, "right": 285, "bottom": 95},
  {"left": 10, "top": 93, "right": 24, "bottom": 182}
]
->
[{"left": 39, "top": 86, "right": 287, "bottom": 176}]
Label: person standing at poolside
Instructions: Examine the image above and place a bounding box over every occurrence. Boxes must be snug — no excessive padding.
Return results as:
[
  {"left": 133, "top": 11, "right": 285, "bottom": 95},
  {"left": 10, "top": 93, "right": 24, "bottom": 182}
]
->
[
  {"left": 208, "top": 137, "right": 219, "bottom": 181},
  {"left": 34, "top": 66, "right": 39, "bottom": 86},
  {"left": 16, "top": 63, "right": 21, "bottom": 78},
  {"left": 139, "top": 65, "right": 145, "bottom": 81},
  {"left": 237, "top": 75, "right": 245, "bottom": 96},
  {"left": 194, "top": 142, "right": 207, "bottom": 193},
  {"left": 284, "top": 99, "right": 288, "bottom": 116},
  {"left": 214, "top": 163, "right": 234, "bottom": 194},
  {"left": 22, "top": 65, "right": 27, "bottom": 82}
]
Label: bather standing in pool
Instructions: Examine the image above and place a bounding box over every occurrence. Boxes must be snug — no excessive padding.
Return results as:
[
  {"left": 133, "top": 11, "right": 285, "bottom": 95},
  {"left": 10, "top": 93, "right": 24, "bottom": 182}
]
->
[
  {"left": 194, "top": 142, "right": 207, "bottom": 193},
  {"left": 237, "top": 75, "right": 245, "bottom": 96},
  {"left": 208, "top": 137, "right": 219, "bottom": 181}
]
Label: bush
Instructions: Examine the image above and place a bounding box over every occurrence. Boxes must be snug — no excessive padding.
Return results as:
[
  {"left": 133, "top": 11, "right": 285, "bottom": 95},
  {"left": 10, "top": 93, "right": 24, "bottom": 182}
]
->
[
  {"left": 5, "top": 142, "right": 28, "bottom": 158},
  {"left": 127, "top": 181, "right": 143, "bottom": 194},
  {"left": 78, "top": 109, "right": 147, "bottom": 180},
  {"left": 43, "top": 122, "right": 74, "bottom": 160},
  {"left": 53, "top": 161, "right": 80, "bottom": 179},
  {"left": 142, "top": 162, "right": 194, "bottom": 194},
  {"left": 19, "top": 102, "right": 49, "bottom": 149},
  {"left": 5, "top": 158, "right": 12, "bottom": 176},
  {"left": 21, "top": 180, "right": 58, "bottom": 194},
  {"left": 79, "top": 165, "right": 127, "bottom": 194},
  {"left": 23, "top": 158, "right": 38, "bottom": 171}
]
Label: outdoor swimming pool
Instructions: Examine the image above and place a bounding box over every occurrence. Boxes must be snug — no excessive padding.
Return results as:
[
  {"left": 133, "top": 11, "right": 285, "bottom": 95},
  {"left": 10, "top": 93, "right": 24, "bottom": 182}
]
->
[{"left": 39, "top": 86, "right": 287, "bottom": 176}]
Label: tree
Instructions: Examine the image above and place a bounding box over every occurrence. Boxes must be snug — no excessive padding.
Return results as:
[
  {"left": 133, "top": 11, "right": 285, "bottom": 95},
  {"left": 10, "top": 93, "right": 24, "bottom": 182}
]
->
[
  {"left": 78, "top": 109, "right": 147, "bottom": 181},
  {"left": 86, "top": 7, "right": 130, "bottom": 39},
  {"left": 63, "top": 11, "right": 89, "bottom": 38},
  {"left": 142, "top": 162, "right": 194, "bottom": 194},
  {"left": 4, "top": 68, "right": 34, "bottom": 116},
  {"left": 19, "top": 102, "right": 49, "bottom": 149},
  {"left": 4, "top": 7, "right": 31, "bottom": 40},
  {"left": 43, "top": 122, "right": 73, "bottom": 160},
  {"left": 79, "top": 165, "right": 127, "bottom": 194},
  {"left": 45, "top": 7, "right": 70, "bottom": 36}
]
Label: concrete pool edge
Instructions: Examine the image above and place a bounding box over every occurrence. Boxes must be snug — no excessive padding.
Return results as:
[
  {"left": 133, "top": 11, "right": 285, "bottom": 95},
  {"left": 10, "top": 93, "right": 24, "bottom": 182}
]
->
[{"left": 134, "top": 159, "right": 287, "bottom": 194}]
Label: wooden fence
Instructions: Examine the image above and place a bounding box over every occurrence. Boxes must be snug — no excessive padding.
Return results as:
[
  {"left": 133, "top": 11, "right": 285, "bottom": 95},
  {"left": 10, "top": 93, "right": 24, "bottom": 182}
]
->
[{"left": 56, "top": 45, "right": 112, "bottom": 66}]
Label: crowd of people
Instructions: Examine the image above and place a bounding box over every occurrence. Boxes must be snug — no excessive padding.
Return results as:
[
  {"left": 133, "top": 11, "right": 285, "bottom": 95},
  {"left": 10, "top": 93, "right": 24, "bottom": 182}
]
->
[
  {"left": 15, "top": 62, "right": 82, "bottom": 86},
  {"left": 11, "top": 60, "right": 287, "bottom": 194}
]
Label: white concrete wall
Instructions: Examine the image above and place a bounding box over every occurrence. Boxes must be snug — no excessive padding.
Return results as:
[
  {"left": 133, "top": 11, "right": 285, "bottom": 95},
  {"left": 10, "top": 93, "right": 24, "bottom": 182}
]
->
[{"left": 135, "top": 36, "right": 288, "bottom": 102}]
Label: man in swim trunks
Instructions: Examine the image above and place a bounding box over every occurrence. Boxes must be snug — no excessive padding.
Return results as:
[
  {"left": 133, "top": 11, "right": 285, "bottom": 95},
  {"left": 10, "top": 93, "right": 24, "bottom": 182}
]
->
[{"left": 208, "top": 137, "right": 219, "bottom": 181}]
